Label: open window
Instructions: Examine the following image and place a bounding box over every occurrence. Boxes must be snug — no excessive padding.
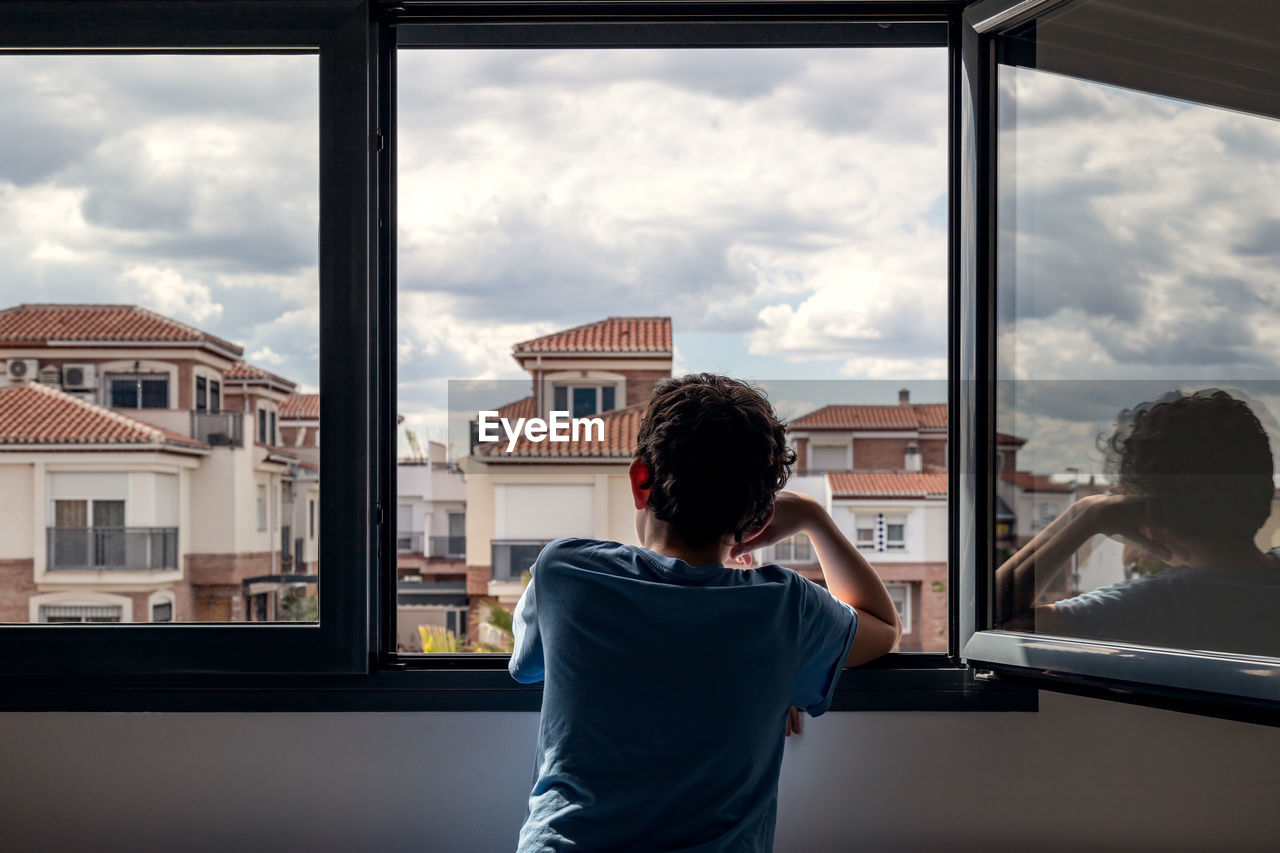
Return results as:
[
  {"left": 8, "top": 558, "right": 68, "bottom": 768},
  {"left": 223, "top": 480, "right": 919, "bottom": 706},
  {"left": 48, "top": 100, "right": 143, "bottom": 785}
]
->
[{"left": 961, "top": 0, "right": 1280, "bottom": 715}]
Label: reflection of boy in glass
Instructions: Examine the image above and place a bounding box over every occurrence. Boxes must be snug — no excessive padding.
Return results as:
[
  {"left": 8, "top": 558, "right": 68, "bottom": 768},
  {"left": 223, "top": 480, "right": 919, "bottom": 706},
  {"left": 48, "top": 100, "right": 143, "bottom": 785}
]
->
[
  {"left": 509, "top": 374, "right": 901, "bottom": 852},
  {"left": 995, "top": 389, "right": 1280, "bottom": 655}
]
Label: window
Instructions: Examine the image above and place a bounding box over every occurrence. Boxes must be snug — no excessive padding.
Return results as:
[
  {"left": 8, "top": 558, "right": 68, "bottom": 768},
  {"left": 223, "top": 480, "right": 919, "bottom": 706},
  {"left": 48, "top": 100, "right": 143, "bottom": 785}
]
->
[
  {"left": 963, "top": 0, "right": 1280, "bottom": 712},
  {"left": 40, "top": 605, "right": 123, "bottom": 624},
  {"left": 107, "top": 372, "right": 169, "bottom": 409},
  {"left": 551, "top": 385, "right": 618, "bottom": 417},
  {"left": 885, "top": 520, "right": 906, "bottom": 551},
  {"left": 151, "top": 602, "right": 173, "bottom": 623},
  {"left": 309, "top": 499, "right": 315, "bottom": 540},
  {"left": 856, "top": 521, "right": 876, "bottom": 548},
  {"left": 258, "top": 408, "right": 268, "bottom": 444},
  {"left": 210, "top": 380, "right": 221, "bottom": 414},
  {"left": 269, "top": 411, "right": 277, "bottom": 446},
  {"left": 396, "top": 39, "right": 953, "bottom": 662},
  {"left": 886, "top": 583, "right": 911, "bottom": 635},
  {"left": 196, "top": 376, "right": 208, "bottom": 412}
]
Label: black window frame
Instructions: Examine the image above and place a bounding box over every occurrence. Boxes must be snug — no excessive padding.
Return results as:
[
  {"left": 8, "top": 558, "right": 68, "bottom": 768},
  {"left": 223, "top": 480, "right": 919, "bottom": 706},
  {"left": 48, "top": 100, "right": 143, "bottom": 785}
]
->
[
  {"left": 23, "top": 0, "right": 1278, "bottom": 719},
  {"left": 0, "top": 0, "right": 374, "bottom": 683},
  {"left": 958, "top": 0, "right": 1280, "bottom": 723}
]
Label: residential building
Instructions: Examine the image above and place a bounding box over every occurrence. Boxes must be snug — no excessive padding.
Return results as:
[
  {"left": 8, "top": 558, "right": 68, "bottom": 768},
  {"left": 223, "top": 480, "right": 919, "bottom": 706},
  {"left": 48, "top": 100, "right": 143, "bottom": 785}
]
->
[
  {"left": 0, "top": 303, "right": 318, "bottom": 623},
  {"left": 461, "top": 317, "right": 672, "bottom": 637},
  {"left": 396, "top": 438, "right": 468, "bottom": 650}
]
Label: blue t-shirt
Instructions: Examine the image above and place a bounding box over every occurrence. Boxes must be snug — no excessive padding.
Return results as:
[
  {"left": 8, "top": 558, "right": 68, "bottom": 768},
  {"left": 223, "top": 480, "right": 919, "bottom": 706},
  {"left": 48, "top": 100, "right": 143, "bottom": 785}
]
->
[
  {"left": 1053, "top": 548, "right": 1280, "bottom": 655},
  {"left": 510, "top": 537, "right": 857, "bottom": 853}
]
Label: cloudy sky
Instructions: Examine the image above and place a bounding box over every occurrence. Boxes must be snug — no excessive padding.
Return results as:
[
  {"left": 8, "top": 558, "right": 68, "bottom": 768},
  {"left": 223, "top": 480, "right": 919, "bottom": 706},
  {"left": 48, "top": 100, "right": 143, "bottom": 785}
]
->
[
  {"left": 3, "top": 49, "right": 1277, "bottom": 475},
  {"left": 996, "top": 65, "right": 1280, "bottom": 473}
]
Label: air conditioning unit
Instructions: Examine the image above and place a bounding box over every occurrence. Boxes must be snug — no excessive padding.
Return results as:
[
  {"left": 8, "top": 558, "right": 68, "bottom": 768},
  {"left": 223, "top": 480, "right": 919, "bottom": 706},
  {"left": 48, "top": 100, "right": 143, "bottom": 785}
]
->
[
  {"left": 4, "top": 358, "right": 39, "bottom": 381},
  {"left": 62, "top": 363, "right": 97, "bottom": 390},
  {"left": 38, "top": 365, "right": 62, "bottom": 385}
]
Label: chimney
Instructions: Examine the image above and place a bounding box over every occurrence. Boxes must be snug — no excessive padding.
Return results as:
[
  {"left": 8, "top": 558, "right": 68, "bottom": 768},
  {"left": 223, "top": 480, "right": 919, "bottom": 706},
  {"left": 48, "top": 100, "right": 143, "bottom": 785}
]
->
[
  {"left": 905, "top": 442, "right": 922, "bottom": 472},
  {"left": 898, "top": 388, "right": 910, "bottom": 406}
]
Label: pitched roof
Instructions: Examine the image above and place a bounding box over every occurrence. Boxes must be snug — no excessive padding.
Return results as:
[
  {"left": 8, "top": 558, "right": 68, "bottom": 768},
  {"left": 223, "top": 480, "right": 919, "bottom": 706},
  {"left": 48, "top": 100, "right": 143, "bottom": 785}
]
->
[
  {"left": 0, "top": 382, "right": 206, "bottom": 451},
  {"left": 790, "top": 403, "right": 947, "bottom": 430},
  {"left": 280, "top": 393, "right": 320, "bottom": 419},
  {"left": 512, "top": 317, "right": 672, "bottom": 355},
  {"left": 0, "top": 303, "right": 242, "bottom": 355},
  {"left": 827, "top": 471, "right": 948, "bottom": 498},
  {"left": 476, "top": 399, "right": 643, "bottom": 460},
  {"left": 1000, "top": 471, "right": 1074, "bottom": 493},
  {"left": 223, "top": 362, "right": 297, "bottom": 390}
]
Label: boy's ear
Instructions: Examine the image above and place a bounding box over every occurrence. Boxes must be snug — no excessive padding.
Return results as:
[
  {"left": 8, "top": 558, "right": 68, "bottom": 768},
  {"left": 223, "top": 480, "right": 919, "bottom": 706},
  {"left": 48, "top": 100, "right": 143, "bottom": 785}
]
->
[{"left": 628, "top": 458, "right": 652, "bottom": 510}]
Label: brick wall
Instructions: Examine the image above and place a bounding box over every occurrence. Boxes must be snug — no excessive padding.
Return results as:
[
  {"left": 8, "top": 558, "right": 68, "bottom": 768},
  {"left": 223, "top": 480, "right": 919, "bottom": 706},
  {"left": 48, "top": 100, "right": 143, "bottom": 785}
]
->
[
  {"left": 920, "top": 436, "right": 947, "bottom": 469},
  {"left": 852, "top": 437, "right": 914, "bottom": 470},
  {"left": 623, "top": 370, "right": 670, "bottom": 407},
  {"left": 186, "top": 552, "right": 273, "bottom": 586},
  {"left": 0, "top": 559, "right": 37, "bottom": 622},
  {"left": 869, "top": 561, "right": 948, "bottom": 653}
]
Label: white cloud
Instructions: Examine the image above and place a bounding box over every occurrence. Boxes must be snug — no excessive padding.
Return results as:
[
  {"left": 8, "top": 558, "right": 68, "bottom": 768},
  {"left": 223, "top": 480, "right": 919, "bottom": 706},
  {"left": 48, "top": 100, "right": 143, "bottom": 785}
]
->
[{"left": 118, "top": 265, "right": 221, "bottom": 325}]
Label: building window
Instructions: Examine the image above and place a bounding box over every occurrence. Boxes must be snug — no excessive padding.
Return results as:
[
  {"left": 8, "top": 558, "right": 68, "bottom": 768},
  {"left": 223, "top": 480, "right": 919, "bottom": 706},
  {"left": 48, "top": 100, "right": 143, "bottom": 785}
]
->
[
  {"left": 309, "top": 499, "right": 315, "bottom": 539},
  {"left": 886, "top": 583, "right": 911, "bottom": 635},
  {"left": 257, "top": 485, "right": 267, "bottom": 531},
  {"left": 552, "top": 384, "right": 617, "bottom": 417},
  {"left": 107, "top": 372, "right": 169, "bottom": 409},
  {"left": 196, "top": 375, "right": 207, "bottom": 411},
  {"left": 885, "top": 520, "right": 906, "bottom": 551},
  {"left": 151, "top": 602, "right": 173, "bottom": 623},
  {"left": 855, "top": 521, "right": 875, "bottom": 549},
  {"left": 269, "top": 411, "right": 276, "bottom": 445},
  {"left": 39, "top": 604, "right": 123, "bottom": 624},
  {"left": 210, "top": 380, "right": 221, "bottom": 414}
]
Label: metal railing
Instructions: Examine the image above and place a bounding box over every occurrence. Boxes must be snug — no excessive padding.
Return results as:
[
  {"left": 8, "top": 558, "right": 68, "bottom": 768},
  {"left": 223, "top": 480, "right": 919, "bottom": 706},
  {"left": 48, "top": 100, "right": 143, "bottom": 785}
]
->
[
  {"left": 491, "top": 539, "right": 551, "bottom": 582},
  {"left": 191, "top": 411, "right": 243, "bottom": 446},
  {"left": 396, "top": 530, "right": 424, "bottom": 554},
  {"left": 46, "top": 527, "right": 178, "bottom": 571},
  {"left": 429, "top": 535, "right": 466, "bottom": 560}
]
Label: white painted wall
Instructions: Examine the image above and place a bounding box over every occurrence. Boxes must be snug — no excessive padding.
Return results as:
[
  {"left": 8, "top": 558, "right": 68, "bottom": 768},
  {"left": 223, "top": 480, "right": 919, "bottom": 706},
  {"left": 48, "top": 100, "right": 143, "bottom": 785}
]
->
[
  {"left": 495, "top": 484, "right": 593, "bottom": 539},
  {"left": 0, "top": 691, "right": 1275, "bottom": 852},
  {"left": 0, "top": 464, "right": 33, "bottom": 558}
]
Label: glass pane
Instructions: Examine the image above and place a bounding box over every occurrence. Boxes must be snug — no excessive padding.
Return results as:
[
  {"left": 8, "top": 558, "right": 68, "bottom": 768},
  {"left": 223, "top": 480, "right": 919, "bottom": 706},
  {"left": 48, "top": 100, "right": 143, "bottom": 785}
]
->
[
  {"left": 397, "top": 48, "right": 949, "bottom": 653},
  {"left": 0, "top": 54, "right": 319, "bottom": 624},
  {"left": 993, "top": 56, "right": 1280, "bottom": 657}
]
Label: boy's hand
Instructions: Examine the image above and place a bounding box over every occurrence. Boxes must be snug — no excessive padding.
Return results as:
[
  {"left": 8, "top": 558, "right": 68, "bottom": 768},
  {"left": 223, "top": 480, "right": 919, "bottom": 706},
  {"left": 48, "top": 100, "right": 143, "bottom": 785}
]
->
[
  {"left": 785, "top": 706, "right": 803, "bottom": 738},
  {"left": 729, "top": 491, "right": 826, "bottom": 566}
]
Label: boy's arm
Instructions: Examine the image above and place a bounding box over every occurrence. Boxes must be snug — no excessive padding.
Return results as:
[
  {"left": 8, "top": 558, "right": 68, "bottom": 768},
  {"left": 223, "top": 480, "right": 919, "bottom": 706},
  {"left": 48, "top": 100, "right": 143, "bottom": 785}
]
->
[{"left": 732, "top": 491, "right": 902, "bottom": 667}]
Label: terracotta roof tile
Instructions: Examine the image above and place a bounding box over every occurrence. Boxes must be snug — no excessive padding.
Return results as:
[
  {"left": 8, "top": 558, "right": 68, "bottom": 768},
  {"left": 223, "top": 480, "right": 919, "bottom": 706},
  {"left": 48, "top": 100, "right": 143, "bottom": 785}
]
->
[
  {"left": 280, "top": 393, "right": 320, "bottom": 419},
  {"left": 827, "top": 471, "right": 948, "bottom": 498},
  {"left": 0, "top": 303, "right": 242, "bottom": 354},
  {"left": 1000, "top": 471, "right": 1074, "bottom": 493},
  {"left": 477, "top": 400, "right": 642, "bottom": 459},
  {"left": 791, "top": 403, "right": 947, "bottom": 430},
  {"left": 223, "top": 362, "right": 297, "bottom": 390},
  {"left": 0, "top": 382, "right": 206, "bottom": 450},
  {"left": 513, "top": 317, "right": 672, "bottom": 354}
]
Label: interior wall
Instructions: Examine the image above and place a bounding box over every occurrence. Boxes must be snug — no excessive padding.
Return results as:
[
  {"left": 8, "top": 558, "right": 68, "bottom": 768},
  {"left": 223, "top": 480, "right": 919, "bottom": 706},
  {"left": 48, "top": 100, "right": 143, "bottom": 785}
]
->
[{"left": 1, "top": 690, "right": 1276, "bottom": 852}]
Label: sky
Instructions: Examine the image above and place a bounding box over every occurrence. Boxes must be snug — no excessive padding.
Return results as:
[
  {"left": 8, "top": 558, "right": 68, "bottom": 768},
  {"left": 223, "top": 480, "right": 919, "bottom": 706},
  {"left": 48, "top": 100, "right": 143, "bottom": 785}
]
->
[{"left": 2, "top": 49, "right": 1278, "bottom": 475}]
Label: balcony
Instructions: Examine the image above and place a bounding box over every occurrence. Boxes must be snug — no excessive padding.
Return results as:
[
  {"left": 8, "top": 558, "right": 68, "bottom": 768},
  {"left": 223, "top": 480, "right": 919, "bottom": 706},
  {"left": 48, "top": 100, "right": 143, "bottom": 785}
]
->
[
  {"left": 767, "top": 536, "right": 816, "bottom": 565},
  {"left": 191, "top": 411, "right": 244, "bottom": 446},
  {"left": 396, "top": 530, "right": 424, "bottom": 554},
  {"left": 491, "top": 539, "right": 551, "bottom": 582},
  {"left": 46, "top": 527, "right": 178, "bottom": 572},
  {"left": 428, "top": 535, "right": 465, "bottom": 560}
]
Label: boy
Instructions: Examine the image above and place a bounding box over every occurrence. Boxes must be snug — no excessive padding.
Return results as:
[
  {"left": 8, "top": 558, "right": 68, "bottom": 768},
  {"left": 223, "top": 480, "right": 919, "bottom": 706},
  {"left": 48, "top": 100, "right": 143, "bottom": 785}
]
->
[{"left": 509, "top": 373, "right": 902, "bottom": 852}]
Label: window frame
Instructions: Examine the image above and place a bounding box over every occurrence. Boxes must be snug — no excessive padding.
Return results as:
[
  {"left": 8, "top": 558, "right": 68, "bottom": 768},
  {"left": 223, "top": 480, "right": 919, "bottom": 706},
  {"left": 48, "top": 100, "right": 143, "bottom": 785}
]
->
[
  {"left": 0, "top": 0, "right": 374, "bottom": 680},
  {"left": 957, "top": 0, "right": 1280, "bottom": 719},
  {"left": 0, "top": 0, "right": 1036, "bottom": 715}
]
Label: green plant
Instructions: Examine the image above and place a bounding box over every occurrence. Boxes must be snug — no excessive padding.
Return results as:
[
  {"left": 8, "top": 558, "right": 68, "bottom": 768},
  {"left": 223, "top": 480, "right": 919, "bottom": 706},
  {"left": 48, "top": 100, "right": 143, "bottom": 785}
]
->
[
  {"left": 279, "top": 587, "right": 318, "bottom": 622},
  {"left": 486, "top": 601, "right": 514, "bottom": 636},
  {"left": 418, "top": 624, "right": 460, "bottom": 653}
]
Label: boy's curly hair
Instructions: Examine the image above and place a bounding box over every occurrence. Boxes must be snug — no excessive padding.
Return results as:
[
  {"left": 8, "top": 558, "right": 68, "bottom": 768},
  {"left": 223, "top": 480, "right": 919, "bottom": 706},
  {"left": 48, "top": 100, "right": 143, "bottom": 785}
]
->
[
  {"left": 635, "top": 374, "right": 795, "bottom": 548},
  {"left": 1100, "top": 388, "right": 1274, "bottom": 542}
]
